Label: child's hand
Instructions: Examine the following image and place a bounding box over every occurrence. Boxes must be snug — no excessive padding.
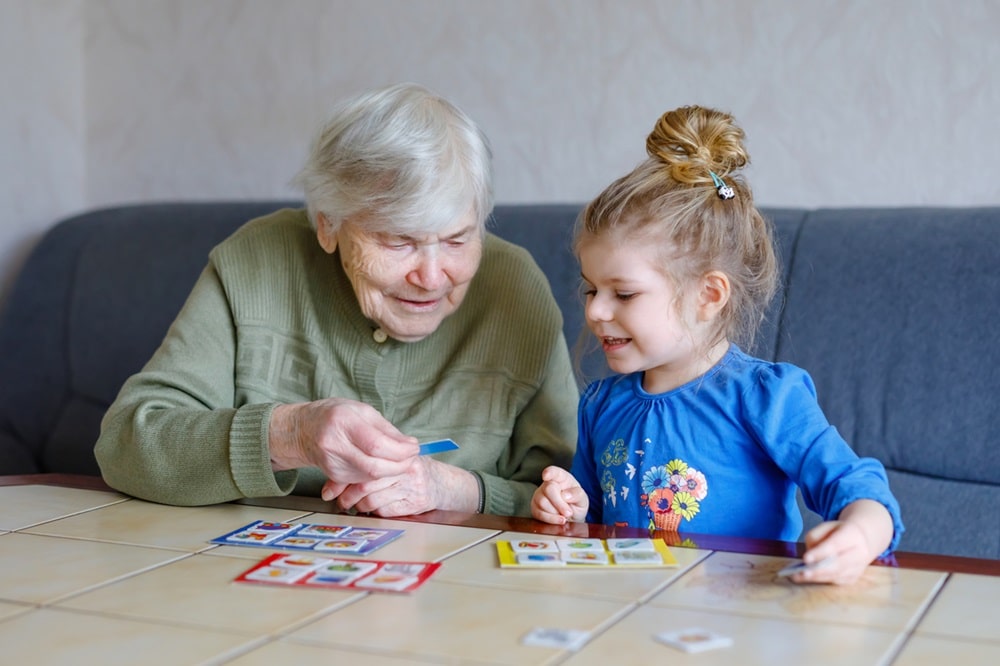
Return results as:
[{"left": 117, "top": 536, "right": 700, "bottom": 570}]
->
[
  {"left": 794, "top": 499, "right": 894, "bottom": 585},
  {"left": 530, "top": 466, "right": 589, "bottom": 525},
  {"left": 794, "top": 521, "right": 871, "bottom": 585}
]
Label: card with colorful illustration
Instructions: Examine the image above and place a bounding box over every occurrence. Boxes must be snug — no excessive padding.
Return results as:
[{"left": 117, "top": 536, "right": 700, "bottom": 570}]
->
[
  {"left": 497, "top": 537, "right": 677, "bottom": 568},
  {"left": 211, "top": 520, "right": 404, "bottom": 555},
  {"left": 234, "top": 553, "right": 440, "bottom": 593}
]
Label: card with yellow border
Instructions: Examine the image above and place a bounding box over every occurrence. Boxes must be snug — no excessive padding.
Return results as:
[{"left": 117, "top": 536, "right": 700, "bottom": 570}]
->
[{"left": 496, "top": 537, "right": 677, "bottom": 568}]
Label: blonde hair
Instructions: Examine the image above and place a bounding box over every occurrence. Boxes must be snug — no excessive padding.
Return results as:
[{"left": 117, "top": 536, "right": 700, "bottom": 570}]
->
[{"left": 576, "top": 105, "right": 778, "bottom": 351}]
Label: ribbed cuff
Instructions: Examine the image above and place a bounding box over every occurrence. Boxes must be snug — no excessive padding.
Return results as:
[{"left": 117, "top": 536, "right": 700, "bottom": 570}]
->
[
  {"left": 229, "top": 402, "right": 296, "bottom": 497},
  {"left": 472, "top": 471, "right": 486, "bottom": 513},
  {"left": 479, "top": 472, "right": 517, "bottom": 517}
]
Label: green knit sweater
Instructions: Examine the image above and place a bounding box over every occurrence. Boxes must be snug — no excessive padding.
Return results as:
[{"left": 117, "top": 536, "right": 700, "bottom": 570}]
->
[{"left": 95, "top": 208, "right": 579, "bottom": 516}]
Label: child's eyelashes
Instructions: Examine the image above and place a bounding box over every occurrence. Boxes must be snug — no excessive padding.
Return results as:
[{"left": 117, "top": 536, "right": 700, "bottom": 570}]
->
[{"left": 580, "top": 287, "right": 638, "bottom": 301}]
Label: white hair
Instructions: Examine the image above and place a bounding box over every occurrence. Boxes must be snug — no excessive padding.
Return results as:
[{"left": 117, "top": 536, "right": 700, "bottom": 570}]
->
[{"left": 293, "top": 83, "right": 494, "bottom": 235}]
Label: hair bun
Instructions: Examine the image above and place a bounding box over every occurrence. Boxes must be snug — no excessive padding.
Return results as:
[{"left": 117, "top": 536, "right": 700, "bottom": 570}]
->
[{"left": 645, "top": 106, "right": 749, "bottom": 186}]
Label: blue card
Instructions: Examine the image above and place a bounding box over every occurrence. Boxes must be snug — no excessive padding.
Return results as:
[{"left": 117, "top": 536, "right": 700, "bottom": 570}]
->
[{"left": 419, "top": 439, "right": 459, "bottom": 455}]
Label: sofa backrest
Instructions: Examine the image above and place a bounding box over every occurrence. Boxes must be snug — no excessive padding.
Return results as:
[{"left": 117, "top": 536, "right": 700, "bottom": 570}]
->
[
  {"left": 772, "top": 207, "right": 1000, "bottom": 560},
  {"left": 1, "top": 201, "right": 997, "bottom": 559},
  {"left": 0, "top": 202, "right": 297, "bottom": 476}
]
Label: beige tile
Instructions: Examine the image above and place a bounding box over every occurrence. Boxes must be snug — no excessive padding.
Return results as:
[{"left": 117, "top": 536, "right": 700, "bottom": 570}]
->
[
  {"left": 0, "top": 532, "right": 186, "bottom": 604},
  {"left": 0, "top": 607, "right": 257, "bottom": 665},
  {"left": 648, "top": 551, "right": 945, "bottom": 631},
  {"left": 0, "top": 599, "right": 33, "bottom": 621},
  {"left": 563, "top": 603, "right": 903, "bottom": 665},
  {"left": 0, "top": 485, "right": 128, "bottom": 530},
  {"left": 288, "top": 579, "right": 633, "bottom": 664},
  {"left": 892, "top": 633, "right": 1000, "bottom": 665},
  {"left": 23, "top": 498, "right": 309, "bottom": 551},
  {"left": 56, "top": 552, "right": 364, "bottom": 635},
  {"left": 913, "top": 573, "right": 1000, "bottom": 642},
  {"left": 225, "top": 637, "right": 445, "bottom": 664},
  {"left": 210, "top": 511, "right": 499, "bottom": 562},
  {"left": 432, "top": 532, "right": 709, "bottom": 603}
]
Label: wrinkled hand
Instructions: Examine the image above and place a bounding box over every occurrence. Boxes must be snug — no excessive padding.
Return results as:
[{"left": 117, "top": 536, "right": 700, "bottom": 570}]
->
[
  {"left": 531, "top": 465, "right": 588, "bottom": 525},
  {"left": 335, "top": 457, "right": 479, "bottom": 517},
  {"left": 268, "top": 398, "right": 419, "bottom": 497}
]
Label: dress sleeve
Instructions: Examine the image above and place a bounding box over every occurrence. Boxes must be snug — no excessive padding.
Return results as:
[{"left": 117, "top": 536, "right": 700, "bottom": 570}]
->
[
  {"left": 95, "top": 262, "right": 296, "bottom": 505},
  {"left": 744, "top": 363, "right": 905, "bottom": 553},
  {"left": 571, "top": 381, "right": 606, "bottom": 524}
]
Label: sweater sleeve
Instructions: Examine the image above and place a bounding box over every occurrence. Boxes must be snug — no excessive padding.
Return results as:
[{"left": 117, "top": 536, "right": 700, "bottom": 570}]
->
[
  {"left": 572, "top": 381, "right": 606, "bottom": 524},
  {"left": 95, "top": 262, "right": 297, "bottom": 505},
  {"left": 479, "top": 328, "right": 579, "bottom": 517},
  {"left": 745, "top": 363, "right": 905, "bottom": 553}
]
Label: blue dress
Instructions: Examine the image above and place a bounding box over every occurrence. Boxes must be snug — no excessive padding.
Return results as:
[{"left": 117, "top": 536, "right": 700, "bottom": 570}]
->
[{"left": 572, "top": 346, "right": 904, "bottom": 551}]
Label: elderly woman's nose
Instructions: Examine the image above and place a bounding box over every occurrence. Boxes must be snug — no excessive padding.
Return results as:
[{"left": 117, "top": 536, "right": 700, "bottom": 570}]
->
[{"left": 408, "top": 249, "right": 447, "bottom": 289}]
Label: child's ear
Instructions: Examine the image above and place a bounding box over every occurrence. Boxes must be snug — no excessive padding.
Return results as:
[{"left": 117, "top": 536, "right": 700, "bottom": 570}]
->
[
  {"left": 697, "top": 271, "right": 731, "bottom": 321},
  {"left": 316, "top": 213, "right": 338, "bottom": 254}
]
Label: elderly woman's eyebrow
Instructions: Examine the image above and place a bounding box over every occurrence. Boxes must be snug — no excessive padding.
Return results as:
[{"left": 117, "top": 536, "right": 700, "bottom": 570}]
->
[
  {"left": 446, "top": 225, "right": 476, "bottom": 239},
  {"left": 392, "top": 226, "right": 475, "bottom": 243}
]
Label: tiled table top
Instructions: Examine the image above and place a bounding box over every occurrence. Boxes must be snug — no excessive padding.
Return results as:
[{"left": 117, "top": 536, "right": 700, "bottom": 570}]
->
[{"left": 1, "top": 481, "right": 997, "bottom": 665}]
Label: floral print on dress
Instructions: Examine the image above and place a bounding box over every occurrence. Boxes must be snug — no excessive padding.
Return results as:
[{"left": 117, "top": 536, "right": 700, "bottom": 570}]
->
[
  {"left": 599, "top": 438, "right": 629, "bottom": 508},
  {"left": 640, "top": 458, "right": 708, "bottom": 531}
]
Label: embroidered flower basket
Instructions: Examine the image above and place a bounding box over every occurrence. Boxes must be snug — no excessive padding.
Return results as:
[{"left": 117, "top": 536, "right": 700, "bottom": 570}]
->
[{"left": 653, "top": 511, "right": 682, "bottom": 531}]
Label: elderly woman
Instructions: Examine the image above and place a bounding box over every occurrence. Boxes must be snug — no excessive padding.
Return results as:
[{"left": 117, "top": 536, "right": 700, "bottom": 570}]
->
[{"left": 95, "top": 83, "right": 578, "bottom": 517}]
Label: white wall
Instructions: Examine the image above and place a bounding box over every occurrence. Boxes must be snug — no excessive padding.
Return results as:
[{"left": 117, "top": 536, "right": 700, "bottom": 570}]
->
[
  {"left": 3, "top": 0, "right": 1000, "bottom": 304},
  {"left": 1, "top": 0, "right": 84, "bottom": 303}
]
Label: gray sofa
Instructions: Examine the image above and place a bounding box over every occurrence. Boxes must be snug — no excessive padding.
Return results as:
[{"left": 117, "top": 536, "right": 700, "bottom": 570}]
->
[{"left": 1, "top": 202, "right": 997, "bottom": 559}]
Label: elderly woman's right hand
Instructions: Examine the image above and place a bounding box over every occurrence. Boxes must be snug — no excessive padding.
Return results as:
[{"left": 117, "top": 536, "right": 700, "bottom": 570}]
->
[{"left": 268, "top": 398, "right": 420, "bottom": 498}]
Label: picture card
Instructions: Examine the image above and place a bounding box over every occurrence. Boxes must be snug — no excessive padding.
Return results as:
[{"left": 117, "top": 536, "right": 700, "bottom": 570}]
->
[
  {"left": 235, "top": 553, "right": 440, "bottom": 594},
  {"left": 606, "top": 538, "right": 657, "bottom": 552},
  {"left": 509, "top": 539, "right": 560, "bottom": 554},
  {"left": 521, "top": 627, "right": 591, "bottom": 651},
  {"left": 211, "top": 520, "right": 404, "bottom": 555},
  {"left": 776, "top": 556, "right": 836, "bottom": 578},
  {"left": 497, "top": 537, "right": 677, "bottom": 568},
  {"left": 419, "top": 438, "right": 460, "bottom": 455},
  {"left": 655, "top": 627, "right": 733, "bottom": 653},
  {"left": 555, "top": 538, "right": 605, "bottom": 553}
]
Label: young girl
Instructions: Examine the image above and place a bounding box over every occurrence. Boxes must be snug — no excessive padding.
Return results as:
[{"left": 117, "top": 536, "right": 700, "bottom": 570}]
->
[{"left": 532, "top": 105, "right": 903, "bottom": 585}]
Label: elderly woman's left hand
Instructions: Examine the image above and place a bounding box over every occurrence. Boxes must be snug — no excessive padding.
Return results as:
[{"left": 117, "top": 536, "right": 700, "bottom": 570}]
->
[{"left": 332, "top": 457, "right": 480, "bottom": 517}]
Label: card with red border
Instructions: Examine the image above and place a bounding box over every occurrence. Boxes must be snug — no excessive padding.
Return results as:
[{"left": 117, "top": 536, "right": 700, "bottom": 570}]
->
[{"left": 234, "top": 553, "right": 440, "bottom": 593}]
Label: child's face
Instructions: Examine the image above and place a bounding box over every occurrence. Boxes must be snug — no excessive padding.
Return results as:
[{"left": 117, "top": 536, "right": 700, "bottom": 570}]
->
[{"left": 578, "top": 233, "right": 720, "bottom": 393}]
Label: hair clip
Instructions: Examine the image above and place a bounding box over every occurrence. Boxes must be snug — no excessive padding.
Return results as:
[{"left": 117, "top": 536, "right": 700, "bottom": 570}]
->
[{"left": 710, "top": 171, "right": 735, "bottom": 200}]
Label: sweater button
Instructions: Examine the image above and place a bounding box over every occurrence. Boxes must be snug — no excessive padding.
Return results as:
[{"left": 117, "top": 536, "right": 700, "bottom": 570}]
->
[{"left": 372, "top": 328, "right": 388, "bottom": 343}]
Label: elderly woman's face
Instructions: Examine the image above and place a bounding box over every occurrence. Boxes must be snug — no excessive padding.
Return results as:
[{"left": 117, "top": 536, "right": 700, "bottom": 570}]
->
[{"left": 319, "top": 210, "right": 483, "bottom": 342}]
